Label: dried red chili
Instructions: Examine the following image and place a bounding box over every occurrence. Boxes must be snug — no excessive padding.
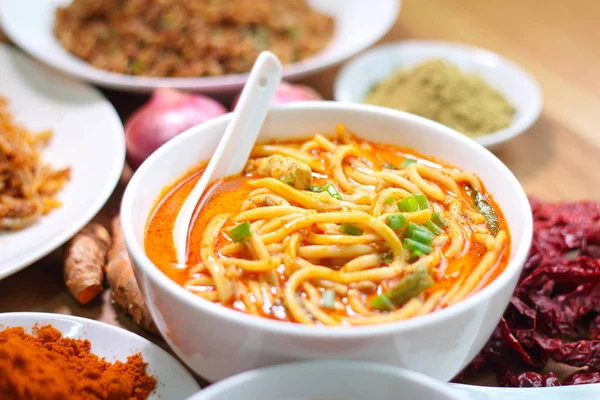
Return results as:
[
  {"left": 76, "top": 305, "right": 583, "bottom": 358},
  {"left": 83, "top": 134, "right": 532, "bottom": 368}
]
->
[{"left": 454, "top": 198, "right": 600, "bottom": 387}]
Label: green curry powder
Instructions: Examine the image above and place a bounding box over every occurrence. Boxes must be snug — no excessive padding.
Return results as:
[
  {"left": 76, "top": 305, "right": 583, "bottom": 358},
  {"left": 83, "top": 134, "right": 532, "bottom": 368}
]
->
[{"left": 364, "top": 59, "right": 515, "bottom": 137}]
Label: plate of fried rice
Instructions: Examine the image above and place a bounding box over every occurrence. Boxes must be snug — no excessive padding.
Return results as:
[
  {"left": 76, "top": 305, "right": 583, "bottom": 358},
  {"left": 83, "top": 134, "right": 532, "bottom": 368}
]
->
[
  {"left": 0, "top": 0, "right": 400, "bottom": 93},
  {"left": 0, "top": 43, "right": 124, "bottom": 279}
]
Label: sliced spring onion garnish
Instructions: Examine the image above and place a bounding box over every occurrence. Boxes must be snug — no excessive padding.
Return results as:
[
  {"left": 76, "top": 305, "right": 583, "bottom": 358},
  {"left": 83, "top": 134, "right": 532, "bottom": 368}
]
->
[
  {"left": 370, "top": 292, "right": 395, "bottom": 311},
  {"left": 309, "top": 184, "right": 324, "bottom": 192},
  {"left": 325, "top": 183, "right": 343, "bottom": 200},
  {"left": 406, "top": 222, "right": 429, "bottom": 238},
  {"left": 399, "top": 159, "right": 417, "bottom": 169},
  {"left": 424, "top": 220, "right": 443, "bottom": 235},
  {"left": 404, "top": 238, "right": 433, "bottom": 254},
  {"left": 386, "top": 197, "right": 394, "bottom": 205},
  {"left": 370, "top": 264, "right": 433, "bottom": 311},
  {"left": 383, "top": 161, "right": 398, "bottom": 170},
  {"left": 382, "top": 252, "right": 393, "bottom": 264},
  {"left": 413, "top": 193, "right": 429, "bottom": 210},
  {"left": 321, "top": 289, "right": 336, "bottom": 309},
  {"left": 431, "top": 211, "right": 447, "bottom": 228},
  {"left": 387, "top": 214, "right": 407, "bottom": 230},
  {"left": 409, "top": 250, "right": 425, "bottom": 262},
  {"left": 230, "top": 221, "right": 251, "bottom": 242},
  {"left": 279, "top": 177, "right": 294, "bottom": 186},
  {"left": 411, "top": 228, "right": 434, "bottom": 245},
  {"left": 340, "top": 223, "right": 363, "bottom": 236},
  {"left": 397, "top": 196, "right": 419, "bottom": 212}
]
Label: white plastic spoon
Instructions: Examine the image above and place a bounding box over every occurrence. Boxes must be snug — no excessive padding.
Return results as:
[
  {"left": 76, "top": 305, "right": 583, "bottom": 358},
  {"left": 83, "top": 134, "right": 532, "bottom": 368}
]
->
[{"left": 173, "top": 52, "right": 283, "bottom": 265}]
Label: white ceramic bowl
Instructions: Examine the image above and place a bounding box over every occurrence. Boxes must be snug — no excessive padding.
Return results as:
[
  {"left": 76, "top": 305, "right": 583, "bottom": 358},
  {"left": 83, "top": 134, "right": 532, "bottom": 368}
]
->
[
  {"left": 121, "top": 102, "right": 532, "bottom": 382},
  {"left": 0, "top": 0, "right": 399, "bottom": 93},
  {"left": 334, "top": 40, "right": 543, "bottom": 150},
  {"left": 188, "top": 361, "right": 463, "bottom": 400}
]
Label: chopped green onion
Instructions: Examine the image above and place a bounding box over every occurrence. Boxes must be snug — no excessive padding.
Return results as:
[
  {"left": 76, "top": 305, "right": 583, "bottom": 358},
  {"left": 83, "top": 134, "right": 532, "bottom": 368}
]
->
[
  {"left": 424, "top": 220, "right": 443, "bottom": 235},
  {"left": 431, "top": 212, "right": 447, "bottom": 228},
  {"left": 399, "top": 159, "right": 417, "bottom": 169},
  {"left": 371, "top": 293, "right": 395, "bottom": 311},
  {"left": 340, "top": 223, "right": 363, "bottom": 236},
  {"left": 309, "top": 184, "right": 324, "bottom": 192},
  {"left": 320, "top": 290, "right": 336, "bottom": 309},
  {"left": 382, "top": 252, "right": 393, "bottom": 264},
  {"left": 397, "top": 196, "right": 419, "bottom": 212},
  {"left": 404, "top": 238, "right": 433, "bottom": 254},
  {"left": 383, "top": 161, "right": 397, "bottom": 170},
  {"left": 387, "top": 214, "right": 407, "bottom": 230},
  {"left": 413, "top": 193, "right": 429, "bottom": 210},
  {"left": 230, "top": 221, "right": 252, "bottom": 243},
  {"left": 411, "top": 228, "right": 434, "bottom": 245},
  {"left": 287, "top": 26, "right": 301, "bottom": 39},
  {"left": 409, "top": 250, "right": 425, "bottom": 262},
  {"left": 370, "top": 264, "right": 433, "bottom": 310},
  {"left": 280, "top": 177, "right": 294, "bottom": 186},
  {"left": 385, "top": 197, "right": 394, "bottom": 205},
  {"left": 325, "top": 183, "right": 343, "bottom": 200},
  {"left": 251, "top": 26, "right": 270, "bottom": 50},
  {"left": 406, "top": 222, "right": 430, "bottom": 238}
]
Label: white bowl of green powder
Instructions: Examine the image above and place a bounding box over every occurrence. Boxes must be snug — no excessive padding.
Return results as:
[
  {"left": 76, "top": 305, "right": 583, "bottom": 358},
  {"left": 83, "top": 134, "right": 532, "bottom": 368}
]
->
[{"left": 334, "top": 40, "right": 542, "bottom": 149}]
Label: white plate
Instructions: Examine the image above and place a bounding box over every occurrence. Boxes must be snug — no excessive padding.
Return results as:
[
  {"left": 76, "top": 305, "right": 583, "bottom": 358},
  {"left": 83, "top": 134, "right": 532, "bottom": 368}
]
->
[
  {"left": 0, "top": 312, "right": 200, "bottom": 399},
  {"left": 334, "top": 40, "right": 543, "bottom": 149},
  {"left": 0, "top": 44, "right": 124, "bottom": 279},
  {"left": 187, "top": 361, "right": 462, "bottom": 400},
  {"left": 0, "top": 0, "right": 400, "bottom": 94}
]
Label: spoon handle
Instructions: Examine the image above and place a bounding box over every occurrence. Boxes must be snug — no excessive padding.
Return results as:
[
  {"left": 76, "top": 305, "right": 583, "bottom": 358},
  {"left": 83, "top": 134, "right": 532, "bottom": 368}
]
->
[{"left": 173, "top": 52, "right": 282, "bottom": 264}]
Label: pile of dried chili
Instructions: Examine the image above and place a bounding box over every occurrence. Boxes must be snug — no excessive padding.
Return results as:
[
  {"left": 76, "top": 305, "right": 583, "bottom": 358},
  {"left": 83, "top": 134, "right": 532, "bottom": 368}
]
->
[{"left": 455, "top": 198, "right": 600, "bottom": 387}]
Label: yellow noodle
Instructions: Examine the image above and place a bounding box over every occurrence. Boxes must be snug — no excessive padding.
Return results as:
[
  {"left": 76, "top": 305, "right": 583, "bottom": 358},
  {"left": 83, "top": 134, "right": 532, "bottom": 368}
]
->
[
  {"left": 314, "top": 134, "right": 337, "bottom": 152},
  {"left": 341, "top": 253, "right": 382, "bottom": 272},
  {"left": 332, "top": 145, "right": 361, "bottom": 192},
  {"left": 340, "top": 297, "right": 422, "bottom": 325},
  {"left": 260, "top": 211, "right": 403, "bottom": 259},
  {"left": 234, "top": 206, "right": 308, "bottom": 222},
  {"left": 415, "top": 163, "right": 460, "bottom": 194},
  {"left": 347, "top": 289, "right": 371, "bottom": 315},
  {"left": 305, "top": 232, "right": 380, "bottom": 245},
  {"left": 453, "top": 171, "right": 482, "bottom": 191},
  {"left": 200, "top": 214, "right": 233, "bottom": 302},
  {"left": 449, "top": 231, "right": 508, "bottom": 305},
  {"left": 377, "top": 170, "right": 422, "bottom": 194},
  {"left": 257, "top": 144, "right": 326, "bottom": 173},
  {"left": 301, "top": 298, "right": 340, "bottom": 326},
  {"left": 406, "top": 163, "right": 445, "bottom": 201}
]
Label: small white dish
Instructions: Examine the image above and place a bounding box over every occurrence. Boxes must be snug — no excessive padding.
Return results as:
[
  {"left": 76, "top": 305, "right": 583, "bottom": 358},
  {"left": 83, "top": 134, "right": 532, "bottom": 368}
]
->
[
  {"left": 121, "top": 102, "right": 532, "bottom": 382},
  {"left": 334, "top": 40, "right": 543, "bottom": 149},
  {"left": 188, "top": 360, "right": 462, "bottom": 400},
  {"left": 0, "top": 44, "right": 124, "bottom": 279},
  {"left": 0, "top": 0, "right": 400, "bottom": 94},
  {"left": 0, "top": 312, "right": 200, "bottom": 399}
]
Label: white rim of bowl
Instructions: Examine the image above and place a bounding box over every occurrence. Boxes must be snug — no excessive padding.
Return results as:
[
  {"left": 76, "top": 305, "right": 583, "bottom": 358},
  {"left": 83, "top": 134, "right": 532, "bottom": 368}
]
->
[
  {"left": 121, "top": 101, "right": 533, "bottom": 339},
  {"left": 333, "top": 40, "right": 543, "bottom": 148},
  {"left": 192, "top": 360, "right": 463, "bottom": 400}
]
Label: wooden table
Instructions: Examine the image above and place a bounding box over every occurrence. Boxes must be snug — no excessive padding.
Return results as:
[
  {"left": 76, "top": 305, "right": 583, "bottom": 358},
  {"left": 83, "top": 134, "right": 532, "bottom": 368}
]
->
[{"left": 2, "top": 0, "right": 599, "bottom": 386}]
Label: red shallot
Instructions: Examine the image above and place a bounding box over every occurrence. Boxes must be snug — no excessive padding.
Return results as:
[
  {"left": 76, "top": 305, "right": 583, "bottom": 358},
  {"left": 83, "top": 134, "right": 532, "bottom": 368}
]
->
[
  {"left": 125, "top": 88, "right": 227, "bottom": 168},
  {"left": 231, "top": 81, "right": 322, "bottom": 110}
]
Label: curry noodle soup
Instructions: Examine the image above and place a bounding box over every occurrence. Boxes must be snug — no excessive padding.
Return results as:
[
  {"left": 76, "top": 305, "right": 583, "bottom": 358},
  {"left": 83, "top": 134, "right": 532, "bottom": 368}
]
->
[{"left": 145, "top": 124, "right": 510, "bottom": 326}]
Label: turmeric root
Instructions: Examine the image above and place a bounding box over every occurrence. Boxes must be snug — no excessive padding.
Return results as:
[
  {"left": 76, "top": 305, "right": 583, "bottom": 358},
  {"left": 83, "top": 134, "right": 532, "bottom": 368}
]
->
[
  {"left": 64, "top": 223, "right": 111, "bottom": 304},
  {"left": 108, "top": 215, "right": 157, "bottom": 333}
]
